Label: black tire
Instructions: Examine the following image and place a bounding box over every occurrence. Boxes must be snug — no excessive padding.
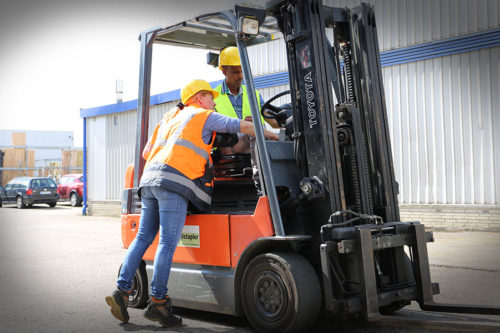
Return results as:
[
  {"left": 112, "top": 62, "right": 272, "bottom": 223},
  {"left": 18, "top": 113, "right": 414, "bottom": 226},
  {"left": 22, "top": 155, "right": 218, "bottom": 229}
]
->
[
  {"left": 241, "top": 252, "right": 321, "bottom": 333},
  {"left": 16, "top": 196, "right": 25, "bottom": 209},
  {"left": 49, "top": 202, "right": 57, "bottom": 208},
  {"left": 118, "top": 262, "right": 149, "bottom": 308},
  {"left": 0, "top": 200, "right": 3, "bottom": 208},
  {"left": 70, "top": 192, "right": 82, "bottom": 207}
]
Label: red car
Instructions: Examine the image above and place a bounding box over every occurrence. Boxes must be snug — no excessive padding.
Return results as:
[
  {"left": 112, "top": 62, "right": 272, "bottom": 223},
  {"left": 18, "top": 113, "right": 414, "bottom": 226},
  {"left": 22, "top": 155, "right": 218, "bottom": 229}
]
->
[{"left": 57, "top": 174, "right": 83, "bottom": 206}]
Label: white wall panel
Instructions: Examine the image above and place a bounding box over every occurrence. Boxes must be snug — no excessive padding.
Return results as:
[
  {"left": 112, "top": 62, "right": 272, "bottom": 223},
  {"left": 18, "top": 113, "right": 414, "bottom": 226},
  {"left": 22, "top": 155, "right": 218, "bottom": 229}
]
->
[
  {"left": 105, "top": 110, "right": 137, "bottom": 200},
  {"left": 248, "top": 39, "right": 287, "bottom": 76},
  {"left": 87, "top": 116, "right": 107, "bottom": 201},
  {"left": 385, "top": 46, "right": 500, "bottom": 205}
]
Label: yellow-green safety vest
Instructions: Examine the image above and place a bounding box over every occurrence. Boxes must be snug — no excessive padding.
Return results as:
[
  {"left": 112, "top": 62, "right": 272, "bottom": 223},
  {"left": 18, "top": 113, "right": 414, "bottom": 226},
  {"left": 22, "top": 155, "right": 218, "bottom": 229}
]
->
[{"left": 214, "top": 84, "right": 265, "bottom": 124}]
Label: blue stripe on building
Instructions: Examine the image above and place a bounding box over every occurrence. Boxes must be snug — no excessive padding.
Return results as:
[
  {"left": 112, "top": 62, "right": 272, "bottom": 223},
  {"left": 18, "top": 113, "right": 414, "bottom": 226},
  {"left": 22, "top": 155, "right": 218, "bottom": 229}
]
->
[{"left": 81, "top": 28, "right": 500, "bottom": 118}]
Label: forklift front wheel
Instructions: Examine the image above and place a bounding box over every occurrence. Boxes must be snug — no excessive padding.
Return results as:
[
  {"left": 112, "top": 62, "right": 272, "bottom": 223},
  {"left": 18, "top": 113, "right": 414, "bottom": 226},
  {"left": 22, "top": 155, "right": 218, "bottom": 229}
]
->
[
  {"left": 117, "top": 261, "right": 149, "bottom": 308},
  {"left": 241, "top": 252, "right": 321, "bottom": 333}
]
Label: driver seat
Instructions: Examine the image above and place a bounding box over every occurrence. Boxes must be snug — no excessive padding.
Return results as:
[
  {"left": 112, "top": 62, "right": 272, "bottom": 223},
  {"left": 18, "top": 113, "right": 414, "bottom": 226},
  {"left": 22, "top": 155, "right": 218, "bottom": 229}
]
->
[{"left": 214, "top": 153, "right": 252, "bottom": 178}]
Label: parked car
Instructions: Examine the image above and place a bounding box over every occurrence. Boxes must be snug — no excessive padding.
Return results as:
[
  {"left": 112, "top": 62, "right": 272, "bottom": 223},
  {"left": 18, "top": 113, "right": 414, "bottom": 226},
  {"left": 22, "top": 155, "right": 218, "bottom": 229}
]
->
[
  {"left": 0, "top": 177, "right": 59, "bottom": 209},
  {"left": 57, "top": 174, "right": 83, "bottom": 207}
]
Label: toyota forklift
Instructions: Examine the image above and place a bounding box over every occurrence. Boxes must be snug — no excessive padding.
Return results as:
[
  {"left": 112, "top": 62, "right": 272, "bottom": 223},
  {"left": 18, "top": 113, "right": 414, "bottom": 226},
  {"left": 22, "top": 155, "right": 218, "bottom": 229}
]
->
[{"left": 120, "top": 1, "right": 500, "bottom": 332}]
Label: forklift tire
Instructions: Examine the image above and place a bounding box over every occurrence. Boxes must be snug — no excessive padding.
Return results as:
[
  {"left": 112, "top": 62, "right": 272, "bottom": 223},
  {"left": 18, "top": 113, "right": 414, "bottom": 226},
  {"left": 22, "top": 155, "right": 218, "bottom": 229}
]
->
[
  {"left": 118, "top": 262, "right": 148, "bottom": 308},
  {"left": 241, "top": 252, "right": 321, "bottom": 333}
]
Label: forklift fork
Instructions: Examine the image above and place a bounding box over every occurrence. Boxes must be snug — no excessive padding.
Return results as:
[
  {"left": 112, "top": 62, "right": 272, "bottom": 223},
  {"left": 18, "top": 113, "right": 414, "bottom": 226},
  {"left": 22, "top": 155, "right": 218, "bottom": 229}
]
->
[
  {"left": 412, "top": 224, "right": 500, "bottom": 316},
  {"left": 355, "top": 225, "right": 500, "bottom": 331}
]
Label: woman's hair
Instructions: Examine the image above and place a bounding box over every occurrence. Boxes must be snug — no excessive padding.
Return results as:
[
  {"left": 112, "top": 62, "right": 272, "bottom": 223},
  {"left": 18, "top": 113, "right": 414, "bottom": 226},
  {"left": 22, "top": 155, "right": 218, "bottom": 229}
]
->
[{"left": 182, "top": 90, "right": 212, "bottom": 108}]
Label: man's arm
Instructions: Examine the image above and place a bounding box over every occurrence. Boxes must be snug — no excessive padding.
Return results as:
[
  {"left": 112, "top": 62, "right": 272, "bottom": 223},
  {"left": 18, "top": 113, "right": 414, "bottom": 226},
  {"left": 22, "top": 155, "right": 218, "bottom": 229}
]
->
[
  {"left": 204, "top": 112, "right": 279, "bottom": 141},
  {"left": 240, "top": 120, "right": 279, "bottom": 141}
]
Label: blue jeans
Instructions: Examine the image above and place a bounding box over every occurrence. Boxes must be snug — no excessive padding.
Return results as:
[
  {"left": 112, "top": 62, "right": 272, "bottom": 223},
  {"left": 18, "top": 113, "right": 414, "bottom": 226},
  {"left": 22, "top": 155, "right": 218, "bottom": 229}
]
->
[{"left": 117, "top": 186, "right": 188, "bottom": 299}]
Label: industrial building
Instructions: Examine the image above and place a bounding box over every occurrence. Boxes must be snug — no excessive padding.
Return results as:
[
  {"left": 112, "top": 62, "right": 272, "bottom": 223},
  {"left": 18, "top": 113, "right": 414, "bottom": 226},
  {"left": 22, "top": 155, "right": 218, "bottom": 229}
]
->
[{"left": 80, "top": 0, "right": 500, "bottom": 230}]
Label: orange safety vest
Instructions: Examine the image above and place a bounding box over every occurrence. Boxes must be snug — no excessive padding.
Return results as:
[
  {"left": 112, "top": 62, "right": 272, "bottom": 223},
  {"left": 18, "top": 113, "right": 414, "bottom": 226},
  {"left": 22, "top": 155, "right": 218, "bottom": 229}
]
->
[{"left": 140, "top": 105, "right": 216, "bottom": 210}]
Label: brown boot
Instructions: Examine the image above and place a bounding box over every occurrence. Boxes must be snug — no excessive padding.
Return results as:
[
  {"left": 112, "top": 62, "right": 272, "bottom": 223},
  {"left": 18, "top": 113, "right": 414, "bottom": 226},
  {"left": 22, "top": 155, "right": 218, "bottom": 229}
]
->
[
  {"left": 143, "top": 296, "right": 182, "bottom": 327},
  {"left": 105, "top": 289, "right": 130, "bottom": 323}
]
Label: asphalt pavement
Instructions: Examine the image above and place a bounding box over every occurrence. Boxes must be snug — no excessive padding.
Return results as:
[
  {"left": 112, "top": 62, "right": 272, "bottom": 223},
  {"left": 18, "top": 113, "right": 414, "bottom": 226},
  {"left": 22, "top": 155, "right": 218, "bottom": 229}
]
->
[{"left": 0, "top": 203, "right": 499, "bottom": 333}]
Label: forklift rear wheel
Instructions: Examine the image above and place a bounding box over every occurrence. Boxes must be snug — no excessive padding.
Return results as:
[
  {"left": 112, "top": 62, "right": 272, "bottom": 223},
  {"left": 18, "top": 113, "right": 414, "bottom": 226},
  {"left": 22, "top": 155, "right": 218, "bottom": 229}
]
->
[
  {"left": 118, "top": 262, "right": 148, "bottom": 308},
  {"left": 241, "top": 252, "right": 321, "bottom": 333}
]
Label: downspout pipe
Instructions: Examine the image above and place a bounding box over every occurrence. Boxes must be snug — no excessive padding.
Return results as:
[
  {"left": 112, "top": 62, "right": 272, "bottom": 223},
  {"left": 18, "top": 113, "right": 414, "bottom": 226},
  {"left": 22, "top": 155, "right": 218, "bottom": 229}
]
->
[{"left": 82, "top": 117, "right": 87, "bottom": 215}]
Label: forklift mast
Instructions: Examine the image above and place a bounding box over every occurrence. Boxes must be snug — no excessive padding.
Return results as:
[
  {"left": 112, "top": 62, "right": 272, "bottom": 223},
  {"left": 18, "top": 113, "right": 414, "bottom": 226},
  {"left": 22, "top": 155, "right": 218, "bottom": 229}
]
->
[{"left": 270, "top": 0, "right": 399, "bottom": 223}]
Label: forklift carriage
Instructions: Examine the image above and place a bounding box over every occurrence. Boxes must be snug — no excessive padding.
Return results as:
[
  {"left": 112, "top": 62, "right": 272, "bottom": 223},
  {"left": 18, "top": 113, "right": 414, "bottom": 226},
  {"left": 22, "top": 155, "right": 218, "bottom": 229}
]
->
[{"left": 120, "top": 1, "right": 500, "bottom": 332}]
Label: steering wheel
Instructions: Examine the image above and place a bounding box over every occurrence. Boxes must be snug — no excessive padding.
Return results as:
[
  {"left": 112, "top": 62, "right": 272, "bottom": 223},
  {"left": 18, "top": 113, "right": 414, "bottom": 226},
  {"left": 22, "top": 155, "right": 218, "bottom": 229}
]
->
[{"left": 260, "top": 90, "right": 291, "bottom": 119}]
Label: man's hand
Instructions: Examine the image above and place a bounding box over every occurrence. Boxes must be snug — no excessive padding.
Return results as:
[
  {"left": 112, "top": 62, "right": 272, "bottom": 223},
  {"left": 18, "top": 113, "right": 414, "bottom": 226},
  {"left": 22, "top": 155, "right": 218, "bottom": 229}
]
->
[
  {"left": 240, "top": 120, "right": 279, "bottom": 141},
  {"left": 244, "top": 116, "right": 253, "bottom": 122},
  {"left": 264, "top": 130, "right": 279, "bottom": 141}
]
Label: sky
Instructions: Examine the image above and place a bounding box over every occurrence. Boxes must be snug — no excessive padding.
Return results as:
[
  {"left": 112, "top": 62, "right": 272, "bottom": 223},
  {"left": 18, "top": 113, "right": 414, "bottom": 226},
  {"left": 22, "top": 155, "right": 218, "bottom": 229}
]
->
[{"left": 0, "top": 0, "right": 256, "bottom": 147}]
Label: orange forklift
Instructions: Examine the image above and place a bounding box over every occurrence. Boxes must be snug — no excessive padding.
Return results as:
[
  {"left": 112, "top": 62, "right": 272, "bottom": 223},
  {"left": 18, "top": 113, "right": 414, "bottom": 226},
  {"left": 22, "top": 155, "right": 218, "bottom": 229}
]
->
[{"left": 120, "top": 1, "right": 500, "bottom": 332}]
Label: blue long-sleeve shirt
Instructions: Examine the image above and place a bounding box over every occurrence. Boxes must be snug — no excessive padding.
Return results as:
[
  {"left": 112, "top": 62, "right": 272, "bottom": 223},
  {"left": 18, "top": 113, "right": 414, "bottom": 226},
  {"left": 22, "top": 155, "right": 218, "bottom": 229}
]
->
[{"left": 202, "top": 112, "right": 241, "bottom": 144}]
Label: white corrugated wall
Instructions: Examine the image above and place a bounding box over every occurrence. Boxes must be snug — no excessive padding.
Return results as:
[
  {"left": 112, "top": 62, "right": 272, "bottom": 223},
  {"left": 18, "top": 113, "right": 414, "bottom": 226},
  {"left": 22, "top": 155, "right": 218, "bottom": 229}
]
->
[
  {"left": 105, "top": 110, "right": 137, "bottom": 200},
  {"left": 384, "top": 47, "right": 500, "bottom": 205},
  {"left": 87, "top": 116, "right": 107, "bottom": 200}
]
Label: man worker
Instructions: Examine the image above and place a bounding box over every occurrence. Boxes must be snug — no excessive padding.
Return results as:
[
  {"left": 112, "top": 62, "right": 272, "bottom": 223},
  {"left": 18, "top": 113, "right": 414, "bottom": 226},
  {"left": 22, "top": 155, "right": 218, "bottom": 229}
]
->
[
  {"left": 105, "top": 79, "right": 278, "bottom": 327},
  {"left": 215, "top": 46, "right": 278, "bottom": 128},
  {"left": 214, "top": 46, "right": 280, "bottom": 191}
]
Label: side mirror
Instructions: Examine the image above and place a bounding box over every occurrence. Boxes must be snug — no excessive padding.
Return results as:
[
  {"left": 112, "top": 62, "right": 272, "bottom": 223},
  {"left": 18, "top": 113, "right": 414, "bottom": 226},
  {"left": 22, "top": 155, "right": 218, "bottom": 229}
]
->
[{"left": 206, "top": 52, "right": 219, "bottom": 68}]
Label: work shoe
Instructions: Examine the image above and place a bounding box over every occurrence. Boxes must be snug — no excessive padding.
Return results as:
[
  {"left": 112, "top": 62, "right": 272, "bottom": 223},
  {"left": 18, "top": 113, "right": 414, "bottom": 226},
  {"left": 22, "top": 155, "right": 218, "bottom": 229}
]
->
[
  {"left": 105, "top": 289, "right": 130, "bottom": 323},
  {"left": 143, "top": 296, "right": 182, "bottom": 327}
]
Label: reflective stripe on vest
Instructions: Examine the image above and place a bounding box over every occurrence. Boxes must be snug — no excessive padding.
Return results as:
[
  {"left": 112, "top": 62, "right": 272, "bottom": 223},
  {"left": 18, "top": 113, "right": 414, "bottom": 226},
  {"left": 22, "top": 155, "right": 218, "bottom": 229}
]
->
[
  {"left": 214, "top": 84, "right": 265, "bottom": 123},
  {"left": 144, "top": 106, "right": 214, "bottom": 180},
  {"left": 141, "top": 165, "right": 212, "bottom": 205}
]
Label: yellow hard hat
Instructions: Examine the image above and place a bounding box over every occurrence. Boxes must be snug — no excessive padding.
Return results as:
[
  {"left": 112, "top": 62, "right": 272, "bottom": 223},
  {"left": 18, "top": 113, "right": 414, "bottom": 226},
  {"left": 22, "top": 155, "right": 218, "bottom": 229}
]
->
[
  {"left": 181, "top": 79, "right": 219, "bottom": 104},
  {"left": 218, "top": 46, "right": 241, "bottom": 69}
]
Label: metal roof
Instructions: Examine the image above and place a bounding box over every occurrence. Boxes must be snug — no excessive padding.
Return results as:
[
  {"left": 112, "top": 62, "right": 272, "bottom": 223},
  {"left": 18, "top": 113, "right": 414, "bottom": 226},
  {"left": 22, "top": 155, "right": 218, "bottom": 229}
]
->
[{"left": 152, "top": 10, "right": 282, "bottom": 50}]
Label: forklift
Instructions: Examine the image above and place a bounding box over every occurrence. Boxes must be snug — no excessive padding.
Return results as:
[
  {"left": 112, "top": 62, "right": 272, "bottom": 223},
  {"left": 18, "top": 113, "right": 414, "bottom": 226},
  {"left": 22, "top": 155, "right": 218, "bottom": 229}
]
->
[{"left": 120, "top": 1, "right": 500, "bottom": 332}]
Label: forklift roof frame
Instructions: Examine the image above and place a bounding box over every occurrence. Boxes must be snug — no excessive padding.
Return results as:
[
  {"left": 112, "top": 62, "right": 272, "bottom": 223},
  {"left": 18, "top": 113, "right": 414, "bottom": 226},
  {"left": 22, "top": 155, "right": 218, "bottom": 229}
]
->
[{"left": 133, "top": 6, "right": 286, "bottom": 235}]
